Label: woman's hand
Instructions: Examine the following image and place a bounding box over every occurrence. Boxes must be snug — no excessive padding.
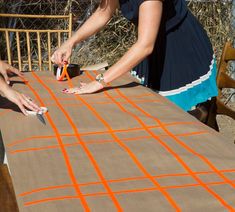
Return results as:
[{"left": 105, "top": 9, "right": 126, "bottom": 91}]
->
[
  {"left": 4, "top": 88, "right": 40, "bottom": 115},
  {"left": 62, "top": 81, "right": 104, "bottom": 95},
  {"left": 51, "top": 41, "right": 73, "bottom": 66},
  {"left": 0, "top": 61, "right": 23, "bottom": 84},
  {"left": 1, "top": 83, "right": 40, "bottom": 115}
]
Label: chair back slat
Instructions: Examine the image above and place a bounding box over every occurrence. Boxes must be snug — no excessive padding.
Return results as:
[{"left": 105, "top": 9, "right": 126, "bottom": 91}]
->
[
  {"left": 16, "top": 32, "right": 22, "bottom": 72},
  {"left": 26, "top": 31, "right": 32, "bottom": 71},
  {"left": 58, "top": 32, "right": 61, "bottom": 48},
  {"left": 37, "top": 32, "right": 42, "bottom": 71},
  {"left": 5, "top": 31, "right": 12, "bottom": 65},
  {"left": 0, "top": 13, "right": 73, "bottom": 71},
  {"left": 224, "top": 42, "right": 235, "bottom": 62},
  {"left": 47, "top": 32, "right": 52, "bottom": 72}
]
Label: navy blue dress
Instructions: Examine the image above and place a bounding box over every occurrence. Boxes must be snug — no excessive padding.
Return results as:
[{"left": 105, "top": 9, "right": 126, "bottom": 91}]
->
[{"left": 119, "top": 0, "right": 218, "bottom": 111}]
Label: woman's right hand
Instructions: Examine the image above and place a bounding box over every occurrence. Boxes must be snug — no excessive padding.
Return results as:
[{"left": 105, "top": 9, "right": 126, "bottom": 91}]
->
[
  {"left": 0, "top": 78, "right": 40, "bottom": 115},
  {"left": 51, "top": 41, "right": 73, "bottom": 66},
  {"left": 3, "top": 87, "right": 40, "bottom": 115},
  {"left": 0, "top": 60, "right": 23, "bottom": 84}
]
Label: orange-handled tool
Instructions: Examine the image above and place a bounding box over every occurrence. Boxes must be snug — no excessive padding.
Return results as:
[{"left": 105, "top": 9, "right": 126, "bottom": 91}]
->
[{"left": 56, "top": 61, "right": 71, "bottom": 81}]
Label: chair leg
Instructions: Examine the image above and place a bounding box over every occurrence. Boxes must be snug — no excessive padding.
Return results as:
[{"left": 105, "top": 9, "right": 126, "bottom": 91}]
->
[
  {"left": 216, "top": 98, "right": 235, "bottom": 119},
  {"left": 218, "top": 72, "right": 235, "bottom": 90}
]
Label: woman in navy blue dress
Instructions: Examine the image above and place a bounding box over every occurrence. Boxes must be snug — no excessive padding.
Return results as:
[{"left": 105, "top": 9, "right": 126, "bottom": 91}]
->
[{"left": 52, "top": 0, "right": 218, "bottom": 112}]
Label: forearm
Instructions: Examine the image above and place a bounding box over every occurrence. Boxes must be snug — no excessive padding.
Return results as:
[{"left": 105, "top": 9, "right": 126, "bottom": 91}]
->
[
  {"left": 103, "top": 1, "right": 162, "bottom": 84},
  {"left": 0, "top": 77, "right": 8, "bottom": 94},
  {"left": 103, "top": 42, "right": 152, "bottom": 84},
  {"left": 66, "top": 3, "right": 117, "bottom": 47}
]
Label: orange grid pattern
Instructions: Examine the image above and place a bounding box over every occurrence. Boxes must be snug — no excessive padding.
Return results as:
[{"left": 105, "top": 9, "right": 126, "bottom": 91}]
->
[{"left": 0, "top": 71, "right": 235, "bottom": 211}]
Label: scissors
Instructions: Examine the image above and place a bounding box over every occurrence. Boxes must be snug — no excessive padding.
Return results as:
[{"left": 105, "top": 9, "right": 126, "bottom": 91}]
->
[
  {"left": 36, "top": 112, "right": 46, "bottom": 125},
  {"left": 56, "top": 61, "right": 70, "bottom": 81},
  {"left": 26, "top": 107, "right": 48, "bottom": 125}
]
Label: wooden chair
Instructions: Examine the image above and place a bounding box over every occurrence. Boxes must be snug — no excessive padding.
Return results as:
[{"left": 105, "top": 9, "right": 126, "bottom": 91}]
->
[
  {"left": 0, "top": 14, "right": 72, "bottom": 209},
  {"left": 0, "top": 13, "right": 72, "bottom": 72},
  {"left": 206, "top": 41, "right": 235, "bottom": 131}
]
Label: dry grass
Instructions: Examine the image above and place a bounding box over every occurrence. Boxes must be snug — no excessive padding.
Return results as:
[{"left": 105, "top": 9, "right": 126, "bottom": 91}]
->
[
  {"left": 72, "top": 1, "right": 234, "bottom": 66},
  {"left": 1, "top": 1, "right": 233, "bottom": 66}
]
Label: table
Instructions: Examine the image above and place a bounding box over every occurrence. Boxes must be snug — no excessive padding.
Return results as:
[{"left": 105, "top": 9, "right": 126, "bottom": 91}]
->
[{"left": 0, "top": 71, "right": 235, "bottom": 211}]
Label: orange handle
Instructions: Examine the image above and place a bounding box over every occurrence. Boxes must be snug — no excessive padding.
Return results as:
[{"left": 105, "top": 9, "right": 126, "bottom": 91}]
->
[{"left": 58, "top": 61, "right": 69, "bottom": 81}]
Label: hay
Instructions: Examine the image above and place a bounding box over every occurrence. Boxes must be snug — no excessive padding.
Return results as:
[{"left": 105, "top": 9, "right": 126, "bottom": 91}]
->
[
  {"left": 70, "top": 1, "right": 234, "bottom": 67},
  {"left": 0, "top": 0, "right": 234, "bottom": 66}
]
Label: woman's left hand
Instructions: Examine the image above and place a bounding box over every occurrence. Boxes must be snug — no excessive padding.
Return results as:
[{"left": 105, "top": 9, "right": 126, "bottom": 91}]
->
[
  {"left": 0, "top": 61, "right": 23, "bottom": 84},
  {"left": 62, "top": 81, "right": 104, "bottom": 95},
  {"left": 3, "top": 87, "right": 40, "bottom": 115}
]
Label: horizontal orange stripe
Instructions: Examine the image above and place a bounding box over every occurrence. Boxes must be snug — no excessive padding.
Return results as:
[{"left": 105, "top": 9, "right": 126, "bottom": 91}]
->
[
  {"left": 29, "top": 73, "right": 90, "bottom": 210},
  {"left": 9, "top": 131, "right": 208, "bottom": 155},
  {"left": 20, "top": 169, "right": 235, "bottom": 197},
  {"left": 114, "top": 87, "right": 235, "bottom": 210},
  {"left": 41, "top": 92, "right": 157, "bottom": 101},
  {"left": 33, "top": 71, "right": 122, "bottom": 210},
  {"left": 24, "top": 179, "right": 235, "bottom": 207},
  {"left": 45, "top": 99, "right": 162, "bottom": 107},
  {"left": 7, "top": 121, "right": 200, "bottom": 148}
]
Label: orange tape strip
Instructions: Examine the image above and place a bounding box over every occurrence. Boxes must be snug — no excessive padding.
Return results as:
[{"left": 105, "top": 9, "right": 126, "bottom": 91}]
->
[
  {"left": 23, "top": 76, "right": 90, "bottom": 210},
  {"left": 9, "top": 131, "right": 208, "bottom": 155},
  {"left": 20, "top": 169, "right": 235, "bottom": 197},
  {"left": 79, "top": 71, "right": 181, "bottom": 211},
  {"left": 6, "top": 121, "right": 203, "bottom": 148},
  {"left": 32, "top": 72, "right": 122, "bottom": 211},
  {"left": 24, "top": 179, "right": 235, "bottom": 207},
  {"left": 90, "top": 70, "right": 235, "bottom": 210},
  {"left": 109, "top": 75, "right": 235, "bottom": 210}
]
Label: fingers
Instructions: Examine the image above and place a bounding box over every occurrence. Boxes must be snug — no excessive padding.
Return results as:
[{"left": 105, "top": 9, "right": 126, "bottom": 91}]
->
[
  {"left": 51, "top": 54, "right": 55, "bottom": 63},
  {"left": 7, "top": 65, "right": 23, "bottom": 77},
  {"left": 62, "top": 87, "right": 89, "bottom": 95},
  {"left": 56, "top": 52, "right": 63, "bottom": 66},
  {"left": 16, "top": 101, "right": 28, "bottom": 116},
  {"left": 2, "top": 63, "right": 23, "bottom": 83},
  {"left": 13, "top": 95, "right": 27, "bottom": 115},
  {"left": 62, "top": 87, "right": 79, "bottom": 94},
  {"left": 62, "top": 82, "right": 88, "bottom": 94},
  {"left": 3, "top": 85, "right": 41, "bottom": 115},
  {"left": 2, "top": 72, "right": 10, "bottom": 84},
  {"left": 20, "top": 94, "right": 40, "bottom": 112},
  {"left": 61, "top": 81, "right": 103, "bottom": 95},
  {"left": 80, "top": 82, "right": 86, "bottom": 86},
  {"left": 73, "top": 89, "right": 86, "bottom": 95},
  {"left": 51, "top": 45, "right": 72, "bottom": 67},
  {"left": 51, "top": 51, "right": 63, "bottom": 67},
  {"left": 64, "top": 51, "right": 71, "bottom": 63}
]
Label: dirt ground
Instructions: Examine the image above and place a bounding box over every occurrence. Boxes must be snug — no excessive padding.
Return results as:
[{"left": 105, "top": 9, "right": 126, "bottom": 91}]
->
[{"left": 217, "top": 102, "right": 235, "bottom": 143}]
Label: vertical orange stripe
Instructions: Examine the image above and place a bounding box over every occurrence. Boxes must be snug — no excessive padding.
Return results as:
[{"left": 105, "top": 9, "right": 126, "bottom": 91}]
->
[
  {"left": 23, "top": 77, "right": 90, "bottom": 211},
  {"left": 71, "top": 71, "right": 181, "bottom": 211},
  {"left": 90, "top": 70, "right": 235, "bottom": 210},
  {"left": 32, "top": 72, "right": 122, "bottom": 211}
]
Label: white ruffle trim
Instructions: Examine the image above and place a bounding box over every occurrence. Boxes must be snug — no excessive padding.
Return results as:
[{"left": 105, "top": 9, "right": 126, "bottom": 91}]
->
[{"left": 159, "top": 55, "right": 215, "bottom": 96}]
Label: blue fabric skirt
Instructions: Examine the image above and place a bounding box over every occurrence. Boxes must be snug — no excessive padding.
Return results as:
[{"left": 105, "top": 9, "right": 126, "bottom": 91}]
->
[{"left": 132, "top": 11, "right": 218, "bottom": 111}]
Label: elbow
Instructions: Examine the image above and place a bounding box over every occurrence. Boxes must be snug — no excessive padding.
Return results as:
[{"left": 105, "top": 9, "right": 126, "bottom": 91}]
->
[
  {"left": 95, "top": 7, "right": 113, "bottom": 24},
  {"left": 94, "top": 12, "right": 111, "bottom": 25},
  {"left": 136, "top": 41, "right": 155, "bottom": 57},
  {"left": 144, "top": 45, "right": 154, "bottom": 56}
]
